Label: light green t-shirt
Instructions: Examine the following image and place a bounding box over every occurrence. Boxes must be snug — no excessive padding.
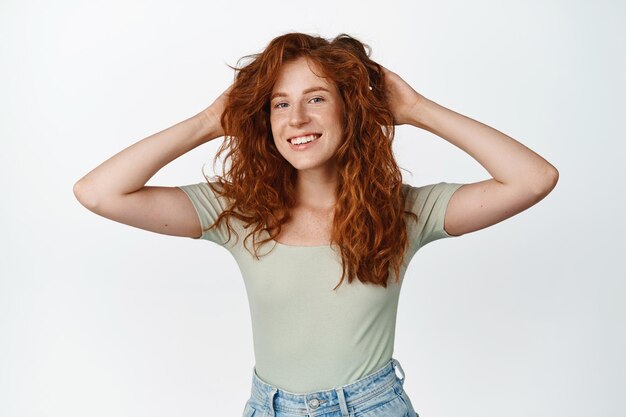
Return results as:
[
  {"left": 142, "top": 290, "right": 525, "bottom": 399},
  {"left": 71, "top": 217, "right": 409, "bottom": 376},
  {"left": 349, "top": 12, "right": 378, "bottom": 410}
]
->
[{"left": 177, "top": 180, "right": 463, "bottom": 393}]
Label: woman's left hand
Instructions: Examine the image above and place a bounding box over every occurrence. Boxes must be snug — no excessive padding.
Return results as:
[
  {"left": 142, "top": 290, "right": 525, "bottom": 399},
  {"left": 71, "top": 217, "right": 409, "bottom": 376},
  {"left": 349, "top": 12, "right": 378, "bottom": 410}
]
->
[{"left": 381, "top": 66, "right": 427, "bottom": 127}]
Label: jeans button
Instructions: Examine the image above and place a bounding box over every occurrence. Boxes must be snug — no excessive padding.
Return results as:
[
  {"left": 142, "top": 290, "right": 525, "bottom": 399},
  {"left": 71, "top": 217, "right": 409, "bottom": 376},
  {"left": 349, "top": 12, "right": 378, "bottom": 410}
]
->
[{"left": 309, "top": 398, "right": 320, "bottom": 408}]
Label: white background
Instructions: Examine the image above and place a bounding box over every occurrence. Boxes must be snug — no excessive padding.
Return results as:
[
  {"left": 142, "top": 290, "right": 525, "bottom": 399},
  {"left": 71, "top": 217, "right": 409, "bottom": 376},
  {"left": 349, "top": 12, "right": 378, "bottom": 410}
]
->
[{"left": 1, "top": 0, "right": 624, "bottom": 416}]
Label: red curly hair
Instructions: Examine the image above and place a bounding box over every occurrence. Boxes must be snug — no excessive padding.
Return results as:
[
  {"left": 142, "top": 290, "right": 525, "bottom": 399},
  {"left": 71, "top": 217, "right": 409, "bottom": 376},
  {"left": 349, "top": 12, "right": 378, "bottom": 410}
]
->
[{"left": 203, "top": 32, "right": 418, "bottom": 290}]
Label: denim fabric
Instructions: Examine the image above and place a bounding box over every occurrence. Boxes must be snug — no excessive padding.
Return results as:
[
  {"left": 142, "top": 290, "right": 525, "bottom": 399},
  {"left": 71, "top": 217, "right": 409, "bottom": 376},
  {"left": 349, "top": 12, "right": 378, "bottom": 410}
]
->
[{"left": 242, "top": 357, "right": 419, "bottom": 417}]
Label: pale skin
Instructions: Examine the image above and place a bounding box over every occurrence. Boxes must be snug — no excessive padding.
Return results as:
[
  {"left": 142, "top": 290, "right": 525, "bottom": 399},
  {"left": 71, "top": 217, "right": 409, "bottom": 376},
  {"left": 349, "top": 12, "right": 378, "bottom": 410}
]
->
[
  {"left": 73, "top": 63, "right": 558, "bottom": 244},
  {"left": 268, "top": 57, "right": 345, "bottom": 245},
  {"left": 382, "top": 67, "right": 559, "bottom": 237}
]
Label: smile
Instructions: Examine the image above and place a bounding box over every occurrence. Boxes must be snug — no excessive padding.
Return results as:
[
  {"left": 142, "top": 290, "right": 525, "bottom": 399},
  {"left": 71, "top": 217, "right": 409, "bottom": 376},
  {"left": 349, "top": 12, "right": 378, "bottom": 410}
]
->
[
  {"left": 288, "top": 133, "right": 321, "bottom": 144},
  {"left": 288, "top": 134, "right": 322, "bottom": 150}
]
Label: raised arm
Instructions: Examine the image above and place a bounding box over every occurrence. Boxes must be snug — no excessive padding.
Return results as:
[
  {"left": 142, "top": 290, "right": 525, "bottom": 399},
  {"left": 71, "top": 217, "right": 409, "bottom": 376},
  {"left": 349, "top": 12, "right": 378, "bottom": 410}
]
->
[
  {"left": 73, "top": 87, "right": 230, "bottom": 238},
  {"left": 383, "top": 67, "right": 559, "bottom": 237}
]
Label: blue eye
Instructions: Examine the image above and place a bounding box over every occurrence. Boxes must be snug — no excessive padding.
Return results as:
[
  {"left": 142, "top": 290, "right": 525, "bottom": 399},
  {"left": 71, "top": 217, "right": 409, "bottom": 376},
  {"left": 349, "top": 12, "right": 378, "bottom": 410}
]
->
[{"left": 273, "top": 97, "right": 323, "bottom": 109}]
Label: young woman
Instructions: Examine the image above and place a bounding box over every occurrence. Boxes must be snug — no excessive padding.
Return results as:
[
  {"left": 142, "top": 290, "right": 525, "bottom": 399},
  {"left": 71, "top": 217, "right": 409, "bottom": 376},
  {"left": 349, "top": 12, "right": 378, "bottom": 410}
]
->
[{"left": 74, "top": 33, "right": 558, "bottom": 417}]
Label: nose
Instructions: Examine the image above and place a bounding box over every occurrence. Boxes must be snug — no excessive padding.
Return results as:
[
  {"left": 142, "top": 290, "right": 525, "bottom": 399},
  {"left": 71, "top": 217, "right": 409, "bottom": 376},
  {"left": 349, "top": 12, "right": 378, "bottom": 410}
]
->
[{"left": 288, "top": 102, "right": 310, "bottom": 127}]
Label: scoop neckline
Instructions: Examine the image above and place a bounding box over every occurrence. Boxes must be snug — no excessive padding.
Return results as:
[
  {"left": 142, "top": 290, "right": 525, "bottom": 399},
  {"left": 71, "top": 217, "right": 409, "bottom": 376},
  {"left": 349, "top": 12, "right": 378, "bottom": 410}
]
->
[{"left": 271, "top": 239, "right": 334, "bottom": 249}]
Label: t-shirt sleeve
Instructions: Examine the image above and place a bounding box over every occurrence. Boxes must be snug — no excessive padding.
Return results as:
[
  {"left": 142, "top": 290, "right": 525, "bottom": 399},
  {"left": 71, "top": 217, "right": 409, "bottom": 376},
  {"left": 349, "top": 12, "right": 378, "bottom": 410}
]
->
[
  {"left": 404, "top": 182, "right": 464, "bottom": 252},
  {"left": 176, "top": 181, "right": 234, "bottom": 245}
]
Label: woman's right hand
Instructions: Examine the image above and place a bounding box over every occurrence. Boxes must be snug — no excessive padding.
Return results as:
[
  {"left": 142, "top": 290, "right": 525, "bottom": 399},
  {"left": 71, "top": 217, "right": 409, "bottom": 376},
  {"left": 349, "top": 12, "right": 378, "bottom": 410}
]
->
[
  {"left": 74, "top": 83, "right": 237, "bottom": 239},
  {"left": 200, "top": 85, "right": 232, "bottom": 138}
]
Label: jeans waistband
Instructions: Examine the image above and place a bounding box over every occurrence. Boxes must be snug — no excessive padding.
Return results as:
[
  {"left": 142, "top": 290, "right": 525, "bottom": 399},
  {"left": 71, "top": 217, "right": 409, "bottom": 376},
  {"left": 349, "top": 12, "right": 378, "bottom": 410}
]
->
[{"left": 248, "top": 357, "right": 406, "bottom": 417}]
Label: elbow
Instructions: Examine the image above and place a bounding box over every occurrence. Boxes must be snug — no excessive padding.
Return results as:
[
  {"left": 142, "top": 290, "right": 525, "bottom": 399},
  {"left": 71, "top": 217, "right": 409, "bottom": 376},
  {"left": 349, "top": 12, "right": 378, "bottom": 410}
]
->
[
  {"left": 545, "top": 165, "right": 559, "bottom": 189},
  {"left": 72, "top": 180, "right": 82, "bottom": 199},
  {"left": 73, "top": 179, "right": 99, "bottom": 209},
  {"left": 536, "top": 166, "right": 559, "bottom": 197}
]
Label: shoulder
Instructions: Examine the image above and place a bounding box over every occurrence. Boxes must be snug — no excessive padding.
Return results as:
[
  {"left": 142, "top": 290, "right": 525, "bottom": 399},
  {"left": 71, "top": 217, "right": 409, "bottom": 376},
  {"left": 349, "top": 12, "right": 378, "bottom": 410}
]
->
[{"left": 401, "top": 181, "right": 465, "bottom": 213}]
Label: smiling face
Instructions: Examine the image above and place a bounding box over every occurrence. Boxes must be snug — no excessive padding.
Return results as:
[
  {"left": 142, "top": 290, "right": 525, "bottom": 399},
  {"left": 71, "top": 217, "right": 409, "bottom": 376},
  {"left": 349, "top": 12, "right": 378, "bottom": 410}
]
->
[{"left": 269, "top": 57, "right": 345, "bottom": 175}]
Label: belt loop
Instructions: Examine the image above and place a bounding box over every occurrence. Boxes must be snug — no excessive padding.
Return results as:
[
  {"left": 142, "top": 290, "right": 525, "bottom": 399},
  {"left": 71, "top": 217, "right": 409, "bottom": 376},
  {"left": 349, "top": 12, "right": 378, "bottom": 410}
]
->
[
  {"left": 266, "top": 387, "right": 278, "bottom": 417},
  {"left": 391, "top": 358, "right": 405, "bottom": 384},
  {"left": 335, "top": 386, "right": 349, "bottom": 417}
]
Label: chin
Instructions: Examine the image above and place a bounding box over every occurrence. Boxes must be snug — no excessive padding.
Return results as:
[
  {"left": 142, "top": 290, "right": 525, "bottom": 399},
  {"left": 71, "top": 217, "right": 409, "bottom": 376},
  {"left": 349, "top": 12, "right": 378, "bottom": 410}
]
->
[
  {"left": 290, "top": 162, "right": 317, "bottom": 171},
  {"left": 291, "top": 160, "right": 337, "bottom": 173}
]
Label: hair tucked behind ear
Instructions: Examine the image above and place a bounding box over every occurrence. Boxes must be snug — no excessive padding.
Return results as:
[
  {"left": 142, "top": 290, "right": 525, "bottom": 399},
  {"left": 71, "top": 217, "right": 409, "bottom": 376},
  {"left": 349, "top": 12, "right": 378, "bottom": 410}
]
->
[{"left": 202, "top": 32, "right": 418, "bottom": 289}]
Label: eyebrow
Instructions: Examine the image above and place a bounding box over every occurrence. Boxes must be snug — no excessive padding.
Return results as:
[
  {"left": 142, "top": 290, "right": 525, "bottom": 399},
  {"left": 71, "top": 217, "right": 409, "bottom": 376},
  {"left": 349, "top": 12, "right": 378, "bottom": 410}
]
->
[{"left": 270, "top": 86, "right": 331, "bottom": 101}]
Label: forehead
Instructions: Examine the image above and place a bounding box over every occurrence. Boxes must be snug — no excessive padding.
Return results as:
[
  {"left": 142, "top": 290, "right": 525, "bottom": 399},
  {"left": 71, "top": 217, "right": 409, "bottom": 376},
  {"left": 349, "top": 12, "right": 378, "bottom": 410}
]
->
[{"left": 271, "top": 57, "right": 334, "bottom": 93}]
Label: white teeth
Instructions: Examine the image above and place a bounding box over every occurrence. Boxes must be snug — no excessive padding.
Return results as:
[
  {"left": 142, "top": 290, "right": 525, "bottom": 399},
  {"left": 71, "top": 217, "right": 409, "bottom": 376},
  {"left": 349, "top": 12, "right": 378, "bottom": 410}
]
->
[{"left": 290, "top": 134, "right": 320, "bottom": 145}]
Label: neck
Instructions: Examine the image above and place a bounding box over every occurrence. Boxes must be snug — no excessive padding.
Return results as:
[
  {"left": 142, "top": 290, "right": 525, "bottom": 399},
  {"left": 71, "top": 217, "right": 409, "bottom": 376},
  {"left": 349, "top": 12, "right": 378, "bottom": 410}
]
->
[{"left": 294, "top": 168, "right": 338, "bottom": 210}]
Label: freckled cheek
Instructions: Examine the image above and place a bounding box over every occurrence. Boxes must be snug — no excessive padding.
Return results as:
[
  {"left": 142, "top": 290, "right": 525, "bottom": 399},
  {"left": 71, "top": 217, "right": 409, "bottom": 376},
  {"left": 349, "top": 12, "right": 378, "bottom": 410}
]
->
[
  {"left": 270, "top": 113, "right": 287, "bottom": 125},
  {"left": 269, "top": 117, "right": 282, "bottom": 141}
]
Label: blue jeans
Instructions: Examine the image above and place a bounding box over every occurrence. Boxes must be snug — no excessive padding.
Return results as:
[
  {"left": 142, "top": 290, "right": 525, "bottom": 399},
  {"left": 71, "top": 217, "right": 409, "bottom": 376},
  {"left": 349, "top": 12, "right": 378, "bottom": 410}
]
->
[{"left": 242, "top": 357, "right": 419, "bottom": 417}]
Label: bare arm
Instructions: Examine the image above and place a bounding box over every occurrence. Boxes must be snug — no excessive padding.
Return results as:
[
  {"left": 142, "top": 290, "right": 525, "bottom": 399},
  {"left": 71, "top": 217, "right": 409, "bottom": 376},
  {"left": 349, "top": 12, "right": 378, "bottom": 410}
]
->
[
  {"left": 73, "top": 87, "right": 230, "bottom": 238},
  {"left": 383, "top": 67, "right": 558, "bottom": 237},
  {"left": 413, "top": 97, "right": 558, "bottom": 237}
]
